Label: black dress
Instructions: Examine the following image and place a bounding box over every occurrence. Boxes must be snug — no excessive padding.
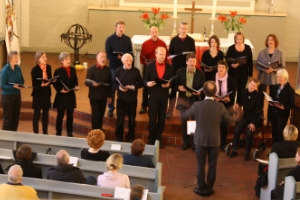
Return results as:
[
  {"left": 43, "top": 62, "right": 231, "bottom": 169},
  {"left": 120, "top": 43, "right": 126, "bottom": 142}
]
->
[{"left": 201, "top": 50, "right": 224, "bottom": 81}]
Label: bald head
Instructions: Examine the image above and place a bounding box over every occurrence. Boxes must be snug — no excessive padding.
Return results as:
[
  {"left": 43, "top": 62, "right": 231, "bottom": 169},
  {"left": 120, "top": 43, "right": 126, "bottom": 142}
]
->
[
  {"left": 8, "top": 165, "right": 23, "bottom": 183},
  {"left": 56, "top": 149, "right": 69, "bottom": 165},
  {"left": 150, "top": 26, "right": 159, "bottom": 41},
  {"left": 203, "top": 81, "right": 217, "bottom": 97}
]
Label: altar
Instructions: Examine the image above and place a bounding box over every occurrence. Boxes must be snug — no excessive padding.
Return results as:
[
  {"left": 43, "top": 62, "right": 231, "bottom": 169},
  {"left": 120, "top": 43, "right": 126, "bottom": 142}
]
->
[{"left": 131, "top": 35, "right": 254, "bottom": 73}]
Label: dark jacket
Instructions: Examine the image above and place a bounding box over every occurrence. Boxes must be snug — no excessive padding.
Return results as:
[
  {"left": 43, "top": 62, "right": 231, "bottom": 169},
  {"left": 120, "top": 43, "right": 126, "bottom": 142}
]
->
[
  {"left": 271, "top": 141, "right": 300, "bottom": 158},
  {"left": 53, "top": 67, "right": 78, "bottom": 110},
  {"left": 175, "top": 67, "right": 205, "bottom": 109},
  {"left": 268, "top": 82, "right": 295, "bottom": 119},
  {"left": 7, "top": 161, "right": 43, "bottom": 179},
  {"left": 31, "top": 64, "right": 52, "bottom": 109},
  {"left": 81, "top": 149, "right": 110, "bottom": 162},
  {"left": 47, "top": 164, "right": 86, "bottom": 184},
  {"left": 144, "top": 61, "right": 173, "bottom": 98},
  {"left": 122, "top": 154, "right": 155, "bottom": 168}
]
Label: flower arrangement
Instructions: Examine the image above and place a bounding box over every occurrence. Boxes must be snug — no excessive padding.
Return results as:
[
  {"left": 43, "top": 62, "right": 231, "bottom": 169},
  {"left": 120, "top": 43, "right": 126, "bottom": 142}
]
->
[
  {"left": 139, "top": 8, "right": 170, "bottom": 30},
  {"left": 218, "top": 11, "right": 248, "bottom": 34}
]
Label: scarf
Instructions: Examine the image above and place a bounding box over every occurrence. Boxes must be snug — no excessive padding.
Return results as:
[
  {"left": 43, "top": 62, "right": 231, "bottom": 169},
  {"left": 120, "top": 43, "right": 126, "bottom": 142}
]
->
[
  {"left": 215, "top": 73, "right": 228, "bottom": 96},
  {"left": 62, "top": 66, "right": 70, "bottom": 78},
  {"left": 39, "top": 64, "right": 48, "bottom": 79}
]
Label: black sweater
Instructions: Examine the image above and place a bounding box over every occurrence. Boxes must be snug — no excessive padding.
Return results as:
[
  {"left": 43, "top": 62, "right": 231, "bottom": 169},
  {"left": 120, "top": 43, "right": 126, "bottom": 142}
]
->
[
  {"left": 85, "top": 65, "right": 112, "bottom": 100},
  {"left": 201, "top": 50, "right": 224, "bottom": 81},
  {"left": 144, "top": 61, "right": 174, "bottom": 98},
  {"left": 81, "top": 149, "right": 110, "bottom": 162},
  {"left": 169, "top": 35, "right": 196, "bottom": 69},
  {"left": 113, "top": 66, "right": 143, "bottom": 101}
]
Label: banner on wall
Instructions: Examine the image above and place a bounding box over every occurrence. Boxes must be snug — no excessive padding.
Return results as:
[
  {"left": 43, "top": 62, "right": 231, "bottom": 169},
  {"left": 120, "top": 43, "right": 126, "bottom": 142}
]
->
[{"left": 5, "top": 0, "right": 20, "bottom": 64}]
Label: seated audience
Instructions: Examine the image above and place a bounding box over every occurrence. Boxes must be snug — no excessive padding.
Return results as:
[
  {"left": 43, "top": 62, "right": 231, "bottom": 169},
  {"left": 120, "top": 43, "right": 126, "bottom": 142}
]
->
[
  {"left": 271, "top": 147, "right": 300, "bottom": 200},
  {"left": 130, "top": 184, "right": 145, "bottom": 200},
  {"left": 7, "top": 144, "right": 42, "bottom": 179},
  {"left": 123, "top": 139, "right": 155, "bottom": 168},
  {"left": 81, "top": 129, "right": 110, "bottom": 161},
  {"left": 48, "top": 149, "right": 96, "bottom": 185},
  {"left": 0, "top": 165, "right": 39, "bottom": 200},
  {"left": 97, "top": 153, "right": 130, "bottom": 188}
]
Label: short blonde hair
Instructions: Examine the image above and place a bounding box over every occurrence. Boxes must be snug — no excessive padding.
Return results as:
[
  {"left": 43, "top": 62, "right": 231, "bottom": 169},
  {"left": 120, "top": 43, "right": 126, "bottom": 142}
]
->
[
  {"left": 106, "top": 153, "right": 123, "bottom": 171},
  {"left": 276, "top": 68, "right": 289, "bottom": 81},
  {"left": 87, "top": 129, "right": 105, "bottom": 149},
  {"left": 283, "top": 124, "right": 298, "bottom": 141},
  {"left": 56, "top": 149, "right": 69, "bottom": 165},
  {"left": 234, "top": 31, "right": 245, "bottom": 44}
]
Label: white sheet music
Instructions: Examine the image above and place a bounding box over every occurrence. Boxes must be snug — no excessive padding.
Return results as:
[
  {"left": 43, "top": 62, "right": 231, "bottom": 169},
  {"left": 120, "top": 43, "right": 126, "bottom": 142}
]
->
[
  {"left": 111, "top": 144, "right": 122, "bottom": 151},
  {"left": 69, "top": 156, "right": 78, "bottom": 167},
  {"left": 187, "top": 121, "right": 196, "bottom": 135},
  {"left": 114, "top": 187, "right": 148, "bottom": 200}
]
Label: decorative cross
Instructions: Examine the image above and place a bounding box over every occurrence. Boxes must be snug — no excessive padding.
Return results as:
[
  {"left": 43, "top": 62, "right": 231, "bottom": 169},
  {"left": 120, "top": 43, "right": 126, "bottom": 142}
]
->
[{"left": 184, "top": 1, "right": 202, "bottom": 34}]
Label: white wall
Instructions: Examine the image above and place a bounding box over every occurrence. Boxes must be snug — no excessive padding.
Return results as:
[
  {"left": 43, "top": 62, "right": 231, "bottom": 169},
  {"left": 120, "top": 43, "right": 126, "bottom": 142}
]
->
[{"left": 18, "top": 0, "right": 300, "bottom": 61}]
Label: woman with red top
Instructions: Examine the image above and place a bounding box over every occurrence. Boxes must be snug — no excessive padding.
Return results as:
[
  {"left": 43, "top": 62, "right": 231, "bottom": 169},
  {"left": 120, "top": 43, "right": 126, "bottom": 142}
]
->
[
  {"left": 31, "top": 51, "right": 53, "bottom": 134},
  {"left": 53, "top": 52, "right": 79, "bottom": 137}
]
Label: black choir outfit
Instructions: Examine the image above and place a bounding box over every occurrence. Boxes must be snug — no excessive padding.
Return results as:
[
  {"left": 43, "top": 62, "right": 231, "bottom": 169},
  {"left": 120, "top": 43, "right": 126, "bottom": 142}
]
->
[
  {"left": 176, "top": 67, "right": 205, "bottom": 149},
  {"left": 226, "top": 44, "right": 253, "bottom": 100},
  {"left": 144, "top": 61, "right": 173, "bottom": 145},
  {"left": 31, "top": 64, "right": 52, "bottom": 134},
  {"left": 85, "top": 64, "right": 112, "bottom": 130},
  {"left": 53, "top": 66, "right": 78, "bottom": 137},
  {"left": 201, "top": 50, "right": 224, "bottom": 81},
  {"left": 268, "top": 82, "right": 295, "bottom": 143},
  {"left": 168, "top": 35, "right": 196, "bottom": 113},
  {"left": 113, "top": 66, "right": 143, "bottom": 141}
]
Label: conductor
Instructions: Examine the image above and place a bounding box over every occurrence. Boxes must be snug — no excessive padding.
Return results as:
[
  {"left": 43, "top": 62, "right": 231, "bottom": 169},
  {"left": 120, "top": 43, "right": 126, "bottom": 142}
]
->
[{"left": 183, "top": 81, "right": 238, "bottom": 196}]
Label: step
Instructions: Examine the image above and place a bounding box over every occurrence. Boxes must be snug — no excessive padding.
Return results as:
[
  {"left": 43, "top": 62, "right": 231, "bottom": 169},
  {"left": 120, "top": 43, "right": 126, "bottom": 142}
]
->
[
  {"left": 0, "top": 100, "right": 32, "bottom": 109},
  {"left": 0, "top": 108, "right": 33, "bottom": 120}
]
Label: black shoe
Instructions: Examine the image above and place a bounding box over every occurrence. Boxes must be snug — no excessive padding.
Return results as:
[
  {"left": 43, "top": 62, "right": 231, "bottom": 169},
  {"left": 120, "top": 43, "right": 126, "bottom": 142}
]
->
[
  {"left": 194, "top": 188, "right": 206, "bottom": 197},
  {"left": 229, "top": 150, "right": 238, "bottom": 158},
  {"left": 139, "top": 107, "right": 147, "bottom": 114},
  {"left": 206, "top": 189, "right": 214, "bottom": 196},
  {"left": 244, "top": 153, "right": 250, "bottom": 161},
  {"left": 56, "top": 132, "right": 62, "bottom": 136},
  {"left": 181, "top": 143, "right": 188, "bottom": 150},
  {"left": 107, "top": 110, "right": 113, "bottom": 117},
  {"left": 67, "top": 132, "right": 73, "bottom": 137},
  {"left": 166, "top": 112, "right": 173, "bottom": 119}
]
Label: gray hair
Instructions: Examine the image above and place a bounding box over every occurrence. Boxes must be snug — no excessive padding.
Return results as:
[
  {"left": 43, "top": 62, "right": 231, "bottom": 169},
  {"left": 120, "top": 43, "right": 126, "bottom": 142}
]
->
[
  {"left": 106, "top": 153, "right": 123, "bottom": 171},
  {"left": 58, "top": 52, "right": 70, "bottom": 62},
  {"left": 56, "top": 149, "right": 69, "bottom": 165},
  {"left": 8, "top": 165, "right": 23, "bottom": 184},
  {"left": 7, "top": 51, "right": 18, "bottom": 63},
  {"left": 276, "top": 68, "right": 289, "bottom": 81},
  {"left": 121, "top": 53, "right": 133, "bottom": 62},
  {"left": 35, "top": 51, "right": 46, "bottom": 65}
]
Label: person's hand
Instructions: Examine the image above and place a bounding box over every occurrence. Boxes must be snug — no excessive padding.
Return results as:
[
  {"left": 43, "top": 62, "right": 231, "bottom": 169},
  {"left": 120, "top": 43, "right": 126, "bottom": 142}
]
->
[
  {"left": 178, "top": 85, "right": 186, "bottom": 92},
  {"left": 147, "top": 81, "right": 156, "bottom": 87},
  {"left": 119, "top": 86, "right": 128, "bottom": 92},
  {"left": 117, "top": 54, "right": 122, "bottom": 59},
  {"left": 161, "top": 82, "right": 170, "bottom": 88},
  {"left": 13, "top": 84, "right": 22, "bottom": 89},
  {"left": 274, "top": 102, "right": 284, "bottom": 110},
  {"left": 280, "top": 181, "right": 285, "bottom": 185},
  {"left": 41, "top": 81, "right": 50, "bottom": 87},
  {"left": 61, "top": 88, "right": 69, "bottom": 93},
  {"left": 92, "top": 82, "right": 100, "bottom": 87},
  {"left": 204, "top": 68, "right": 213, "bottom": 72},
  {"left": 248, "top": 123, "right": 256, "bottom": 132},
  {"left": 222, "top": 96, "right": 230, "bottom": 102},
  {"left": 125, "top": 85, "right": 135, "bottom": 90},
  {"left": 52, "top": 79, "right": 57, "bottom": 82},
  {"left": 107, "top": 97, "right": 112, "bottom": 104},
  {"left": 269, "top": 102, "right": 274, "bottom": 106},
  {"left": 214, "top": 97, "right": 221, "bottom": 102},
  {"left": 192, "top": 91, "right": 201, "bottom": 96},
  {"left": 265, "top": 67, "right": 274, "bottom": 74},
  {"left": 233, "top": 104, "right": 239, "bottom": 110},
  {"left": 231, "top": 63, "right": 239, "bottom": 68},
  {"left": 74, "top": 86, "right": 80, "bottom": 91},
  {"left": 167, "top": 56, "right": 173, "bottom": 60}
]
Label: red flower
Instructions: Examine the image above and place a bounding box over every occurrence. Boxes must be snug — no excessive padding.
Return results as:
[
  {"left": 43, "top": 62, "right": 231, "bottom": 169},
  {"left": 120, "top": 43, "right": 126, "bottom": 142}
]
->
[
  {"left": 218, "top": 15, "right": 228, "bottom": 22},
  {"left": 139, "top": 12, "right": 149, "bottom": 20},
  {"left": 230, "top": 11, "right": 237, "bottom": 17},
  {"left": 160, "top": 13, "right": 170, "bottom": 20},
  {"left": 239, "top": 17, "right": 247, "bottom": 24},
  {"left": 152, "top": 8, "right": 160, "bottom": 15}
]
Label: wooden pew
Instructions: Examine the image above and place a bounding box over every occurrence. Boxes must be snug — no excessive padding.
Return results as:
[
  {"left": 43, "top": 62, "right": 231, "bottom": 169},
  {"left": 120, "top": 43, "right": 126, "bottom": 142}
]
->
[
  {"left": 0, "top": 148, "right": 162, "bottom": 192},
  {"left": 260, "top": 153, "right": 295, "bottom": 200},
  {"left": 0, "top": 130, "right": 159, "bottom": 165},
  {"left": 283, "top": 176, "right": 300, "bottom": 200},
  {"left": 0, "top": 175, "right": 165, "bottom": 200}
]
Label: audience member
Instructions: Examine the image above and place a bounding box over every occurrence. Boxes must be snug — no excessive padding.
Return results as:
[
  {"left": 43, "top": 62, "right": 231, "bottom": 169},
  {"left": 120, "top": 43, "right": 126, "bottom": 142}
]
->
[
  {"left": 97, "top": 153, "right": 130, "bottom": 188},
  {"left": 0, "top": 165, "right": 39, "bottom": 200},
  {"left": 81, "top": 129, "right": 110, "bottom": 161},
  {"left": 7, "top": 144, "right": 42, "bottom": 179},
  {"left": 123, "top": 139, "right": 155, "bottom": 168},
  {"left": 130, "top": 184, "right": 145, "bottom": 200}
]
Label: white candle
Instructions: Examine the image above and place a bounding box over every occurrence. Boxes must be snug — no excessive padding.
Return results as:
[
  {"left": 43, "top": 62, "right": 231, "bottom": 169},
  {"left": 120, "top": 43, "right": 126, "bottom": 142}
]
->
[
  {"left": 173, "top": 0, "right": 177, "bottom": 18},
  {"left": 271, "top": 0, "right": 274, "bottom": 4},
  {"left": 211, "top": 0, "right": 217, "bottom": 19}
]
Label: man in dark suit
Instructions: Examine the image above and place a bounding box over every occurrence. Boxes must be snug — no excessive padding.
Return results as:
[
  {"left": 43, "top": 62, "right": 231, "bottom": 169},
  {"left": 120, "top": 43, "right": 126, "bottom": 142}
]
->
[
  {"left": 184, "top": 81, "right": 238, "bottom": 197},
  {"left": 176, "top": 53, "right": 205, "bottom": 150},
  {"left": 144, "top": 47, "right": 173, "bottom": 148}
]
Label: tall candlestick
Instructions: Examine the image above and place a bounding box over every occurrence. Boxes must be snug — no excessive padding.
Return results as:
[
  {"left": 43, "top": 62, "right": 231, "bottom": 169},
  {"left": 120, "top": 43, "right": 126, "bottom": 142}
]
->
[
  {"left": 211, "top": 0, "right": 217, "bottom": 19},
  {"left": 173, "top": 0, "right": 177, "bottom": 18}
]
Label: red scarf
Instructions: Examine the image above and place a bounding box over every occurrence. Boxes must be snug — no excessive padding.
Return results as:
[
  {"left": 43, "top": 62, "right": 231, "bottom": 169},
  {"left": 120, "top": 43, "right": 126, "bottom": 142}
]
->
[
  {"left": 39, "top": 64, "right": 48, "bottom": 79},
  {"left": 62, "top": 66, "right": 70, "bottom": 78}
]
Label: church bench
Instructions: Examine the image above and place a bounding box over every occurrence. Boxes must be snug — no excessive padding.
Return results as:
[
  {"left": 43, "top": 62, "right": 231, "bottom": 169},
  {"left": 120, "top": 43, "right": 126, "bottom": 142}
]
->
[
  {"left": 0, "top": 175, "right": 165, "bottom": 200},
  {"left": 0, "top": 130, "right": 159, "bottom": 165},
  {"left": 283, "top": 176, "right": 300, "bottom": 200},
  {"left": 0, "top": 148, "right": 162, "bottom": 192},
  {"left": 260, "top": 153, "right": 295, "bottom": 200}
]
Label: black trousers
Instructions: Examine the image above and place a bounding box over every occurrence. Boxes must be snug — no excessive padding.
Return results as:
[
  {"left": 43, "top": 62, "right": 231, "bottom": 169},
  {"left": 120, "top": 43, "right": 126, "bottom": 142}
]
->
[
  {"left": 115, "top": 99, "right": 137, "bottom": 140},
  {"left": 195, "top": 145, "right": 219, "bottom": 192},
  {"left": 148, "top": 96, "right": 168, "bottom": 144},
  {"left": 220, "top": 120, "right": 228, "bottom": 146},
  {"left": 56, "top": 109, "right": 74, "bottom": 135},
  {"left": 90, "top": 98, "right": 107, "bottom": 130},
  {"left": 178, "top": 98, "right": 194, "bottom": 144},
  {"left": 168, "top": 65, "right": 185, "bottom": 112},
  {"left": 33, "top": 107, "right": 49, "bottom": 134},
  {"left": 141, "top": 64, "right": 148, "bottom": 108},
  {"left": 108, "top": 68, "right": 116, "bottom": 111},
  {"left": 270, "top": 116, "right": 288, "bottom": 144},
  {"left": 232, "top": 117, "right": 255, "bottom": 154},
  {"left": 1, "top": 94, "right": 21, "bottom": 131}
]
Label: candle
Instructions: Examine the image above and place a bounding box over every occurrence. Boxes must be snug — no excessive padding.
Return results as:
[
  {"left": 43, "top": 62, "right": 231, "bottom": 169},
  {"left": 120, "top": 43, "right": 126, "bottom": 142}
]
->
[
  {"left": 173, "top": 0, "right": 177, "bottom": 18},
  {"left": 271, "top": 0, "right": 274, "bottom": 4},
  {"left": 211, "top": 0, "right": 217, "bottom": 19}
]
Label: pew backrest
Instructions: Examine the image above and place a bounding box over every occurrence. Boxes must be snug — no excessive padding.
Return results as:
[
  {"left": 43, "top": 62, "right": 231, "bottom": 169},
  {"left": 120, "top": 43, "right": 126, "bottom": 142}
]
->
[
  {"left": 0, "top": 175, "right": 165, "bottom": 200},
  {"left": 0, "top": 130, "right": 159, "bottom": 165},
  {"left": 283, "top": 176, "right": 300, "bottom": 200}
]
